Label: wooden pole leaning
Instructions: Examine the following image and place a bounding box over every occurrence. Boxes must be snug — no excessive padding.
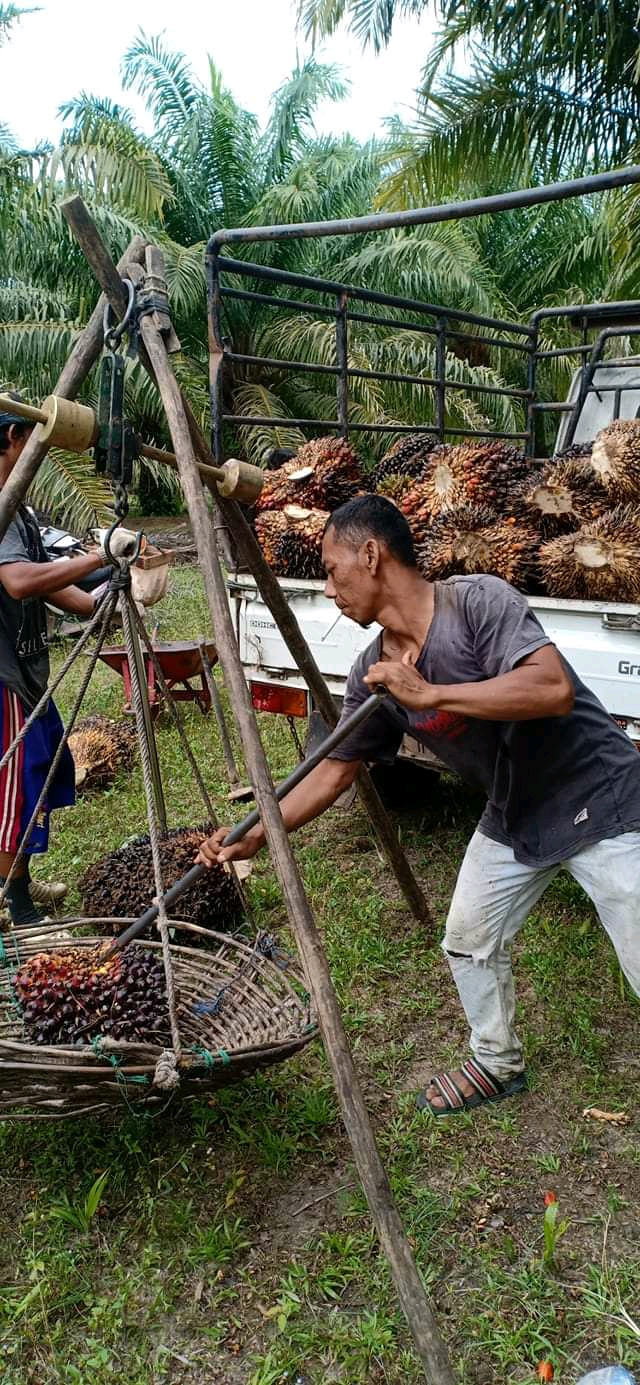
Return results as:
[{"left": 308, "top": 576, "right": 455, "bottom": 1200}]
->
[
  {"left": 56, "top": 200, "right": 431, "bottom": 928},
  {"left": 0, "top": 233, "right": 147, "bottom": 541},
  {"left": 136, "top": 320, "right": 455, "bottom": 1385},
  {"left": 58, "top": 202, "right": 455, "bottom": 1381}
]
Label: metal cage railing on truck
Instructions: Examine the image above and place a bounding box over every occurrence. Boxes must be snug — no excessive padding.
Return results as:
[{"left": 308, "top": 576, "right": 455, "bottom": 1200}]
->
[{"left": 206, "top": 167, "right": 640, "bottom": 464}]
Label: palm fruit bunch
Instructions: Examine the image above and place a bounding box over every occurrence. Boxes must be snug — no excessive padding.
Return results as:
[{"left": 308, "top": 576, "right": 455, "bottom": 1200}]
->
[
  {"left": 589, "top": 420, "right": 640, "bottom": 501},
  {"left": 539, "top": 505, "right": 640, "bottom": 600},
  {"left": 255, "top": 505, "right": 329, "bottom": 577},
  {"left": 68, "top": 714, "right": 137, "bottom": 792},
  {"left": 368, "top": 434, "right": 438, "bottom": 501},
  {"left": 273, "top": 505, "right": 329, "bottom": 579},
  {"left": 79, "top": 826, "right": 244, "bottom": 935},
  {"left": 417, "top": 505, "right": 539, "bottom": 587},
  {"left": 13, "top": 943, "right": 170, "bottom": 1046},
  {"left": 452, "top": 441, "right": 533, "bottom": 515},
  {"left": 515, "top": 460, "right": 610, "bottom": 537},
  {"left": 254, "top": 510, "right": 288, "bottom": 566},
  {"left": 556, "top": 443, "right": 593, "bottom": 464},
  {"left": 255, "top": 436, "right": 362, "bottom": 514},
  {"left": 400, "top": 441, "right": 530, "bottom": 535},
  {"left": 401, "top": 445, "right": 467, "bottom": 531}
]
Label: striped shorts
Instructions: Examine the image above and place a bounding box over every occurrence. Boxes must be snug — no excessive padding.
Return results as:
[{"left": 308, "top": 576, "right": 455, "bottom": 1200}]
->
[{"left": 0, "top": 685, "right": 75, "bottom": 856}]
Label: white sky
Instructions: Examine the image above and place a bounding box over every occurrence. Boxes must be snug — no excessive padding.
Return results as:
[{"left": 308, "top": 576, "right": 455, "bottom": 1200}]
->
[{"left": 2, "top": 0, "right": 432, "bottom": 149}]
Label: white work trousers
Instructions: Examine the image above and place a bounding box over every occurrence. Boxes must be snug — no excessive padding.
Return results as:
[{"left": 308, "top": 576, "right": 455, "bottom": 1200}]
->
[{"left": 443, "top": 829, "right": 640, "bottom": 1080}]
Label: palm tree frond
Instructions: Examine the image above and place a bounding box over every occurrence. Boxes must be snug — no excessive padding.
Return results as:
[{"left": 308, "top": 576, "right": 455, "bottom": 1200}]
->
[
  {"left": 29, "top": 450, "right": 113, "bottom": 533},
  {"left": 121, "top": 30, "right": 202, "bottom": 137},
  {"left": 231, "top": 384, "right": 306, "bottom": 466},
  {"left": 263, "top": 58, "right": 349, "bottom": 181}
]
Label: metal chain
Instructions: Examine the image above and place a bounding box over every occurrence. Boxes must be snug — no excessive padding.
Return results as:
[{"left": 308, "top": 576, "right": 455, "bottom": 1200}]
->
[{"left": 119, "top": 587, "right": 182, "bottom": 1087}]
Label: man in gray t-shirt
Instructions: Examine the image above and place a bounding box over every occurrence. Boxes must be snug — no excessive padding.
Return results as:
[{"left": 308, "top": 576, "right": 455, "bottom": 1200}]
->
[{"left": 198, "top": 495, "right": 640, "bottom": 1117}]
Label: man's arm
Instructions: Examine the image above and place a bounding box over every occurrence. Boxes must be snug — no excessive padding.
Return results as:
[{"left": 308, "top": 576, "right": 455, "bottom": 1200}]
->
[
  {"left": 363, "top": 645, "right": 574, "bottom": 720},
  {"left": 197, "top": 756, "right": 361, "bottom": 866},
  {"left": 46, "top": 583, "right": 98, "bottom": 617},
  {"left": 0, "top": 552, "right": 105, "bottom": 600}
]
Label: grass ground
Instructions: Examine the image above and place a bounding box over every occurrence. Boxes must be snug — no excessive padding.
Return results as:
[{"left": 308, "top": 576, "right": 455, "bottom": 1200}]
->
[{"left": 1, "top": 566, "right": 639, "bottom": 1384}]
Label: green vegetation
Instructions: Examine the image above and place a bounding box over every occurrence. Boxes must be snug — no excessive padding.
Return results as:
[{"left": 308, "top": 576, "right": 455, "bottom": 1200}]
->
[
  {"left": 5, "top": 2, "right": 639, "bottom": 530},
  {"left": 2, "top": 1, "right": 640, "bottom": 1362},
  {"left": 1, "top": 569, "right": 637, "bottom": 1383}
]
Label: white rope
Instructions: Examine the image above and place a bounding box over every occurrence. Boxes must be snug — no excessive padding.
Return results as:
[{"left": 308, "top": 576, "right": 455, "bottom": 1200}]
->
[{"left": 119, "top": 586, "right": 182, "bottom": 1089}]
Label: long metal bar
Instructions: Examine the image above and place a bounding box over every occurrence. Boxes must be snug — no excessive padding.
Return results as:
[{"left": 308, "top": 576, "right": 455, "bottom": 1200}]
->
[
  {"left": 221, "top": 286, "right": 339, "bottom": 317},
  {"left": 221, "top": 413, "right": 528, "bottom": 440},
  {"left": 226, "top": 351, "right": 530, "bottom": 399},
  {"left": 530, "top": 296, "right": 640, "bottom": 328},
  {"left": 434, "top": 318, "right": 446, "bottom": 442},
  {"left": 347, "top": 310, "right": 533, "bottom": 352},
  {"left": 221, "top": 290, "right": 532, "bottom": 351},
  {"left": 336, "top": 291, "right": 349, "bottom": 437},
  {"left": 109, "top": 686, "right": 386, "bottom": 941},
  {"left": 209, "top": 167, "right": 640, "bottom": 251},
  {"left": 534, "top": 379, "right": 640, "bottom": 407},
  {"left": 536, "top": 344, "right": 593, "bottom": 360},
  {"left": 217, "top": 254, "right": 532, "bottom": 335}
]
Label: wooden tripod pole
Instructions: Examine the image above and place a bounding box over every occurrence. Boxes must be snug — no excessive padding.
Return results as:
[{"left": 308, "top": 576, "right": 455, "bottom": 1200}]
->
[
  {"left": 58, "top": 203, "right": 455, "bottom": 1379},
  {"left": 138, "top": 322, "right": 455, "bottom": 1385},
  {"left": 58, "top": 199, "right": 431, "bottom": 930},
  {"left": 0, "top": 234, "right": 147, "bottom": 542}
]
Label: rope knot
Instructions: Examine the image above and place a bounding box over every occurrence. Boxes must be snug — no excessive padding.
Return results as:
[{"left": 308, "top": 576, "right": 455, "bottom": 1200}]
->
[{"left": 153, "top": 1049, "right": 180, "bottom": 1090}]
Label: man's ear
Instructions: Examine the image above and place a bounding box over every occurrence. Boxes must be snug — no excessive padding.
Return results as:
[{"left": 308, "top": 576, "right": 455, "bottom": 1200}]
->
[{"left": 363, "top": 538, "right": 380, "bottom": 574}]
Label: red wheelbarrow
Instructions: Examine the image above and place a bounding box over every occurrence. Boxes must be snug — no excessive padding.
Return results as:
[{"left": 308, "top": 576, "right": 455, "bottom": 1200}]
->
[{"left": 98, "top": 640, "right": 218, "bottom": 714}]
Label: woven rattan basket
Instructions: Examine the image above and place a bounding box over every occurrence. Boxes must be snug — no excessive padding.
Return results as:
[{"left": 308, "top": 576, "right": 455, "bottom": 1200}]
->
[{"left": 0, "top": 921, "right": 316, "bottom": 1121}]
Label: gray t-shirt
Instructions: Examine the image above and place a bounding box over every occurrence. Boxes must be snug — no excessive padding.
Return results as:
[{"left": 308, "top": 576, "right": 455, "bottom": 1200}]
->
[
  {"left": 328, "top": 574, "right": 640, "bottom": 866},
  {"left": 0, "top": 507, "right": 50, "bottom": 710}
]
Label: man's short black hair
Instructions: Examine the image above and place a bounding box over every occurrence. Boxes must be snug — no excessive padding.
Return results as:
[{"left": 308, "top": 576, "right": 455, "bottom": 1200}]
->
[
  {"left": 325, "top": 494, "right": 417, "bottom": 568},
  {"left": 0, "top": 421, "right": 31, "bottom": 455},
  {"left": 0, "top": 392, "right": 31, "bottom": 455}
]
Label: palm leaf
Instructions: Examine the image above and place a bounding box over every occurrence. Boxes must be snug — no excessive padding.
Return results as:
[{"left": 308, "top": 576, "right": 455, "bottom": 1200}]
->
[
  {"left": 262, "top": 58, "right": 349, "bottom": 182},
  {"left": 230, "top": 384, "right": 306, "bottom": 466},
  {"left": 297, "top": 0, "right": 427, "bottom": 50},
  {"left": 29, "top": 450, "right": 113, "bottom": 534},
  {"left": 0, "top": 4, "right": 35, "bottom": 42},
  {"left": 121, "top": 31, "right": 203, "bottom": 136}
]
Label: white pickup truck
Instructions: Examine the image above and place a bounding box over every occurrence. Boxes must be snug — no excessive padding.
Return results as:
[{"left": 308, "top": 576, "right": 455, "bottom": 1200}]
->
[{"left": 226, "top": 361, "right": 640, "bottom": 755}]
